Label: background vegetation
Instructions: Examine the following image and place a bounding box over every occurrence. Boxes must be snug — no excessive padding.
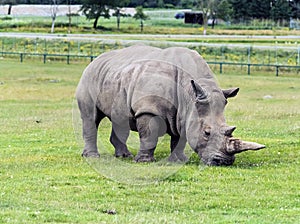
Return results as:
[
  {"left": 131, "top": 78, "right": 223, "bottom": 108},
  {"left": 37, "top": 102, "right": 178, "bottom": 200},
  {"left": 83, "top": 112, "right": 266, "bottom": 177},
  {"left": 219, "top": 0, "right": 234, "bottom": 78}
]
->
[
  {"left": 1, "top": 0, "right": 299, "bottom": 29},
  {"left": 2, "top": 13, "right": 300, "bottom": 34}
]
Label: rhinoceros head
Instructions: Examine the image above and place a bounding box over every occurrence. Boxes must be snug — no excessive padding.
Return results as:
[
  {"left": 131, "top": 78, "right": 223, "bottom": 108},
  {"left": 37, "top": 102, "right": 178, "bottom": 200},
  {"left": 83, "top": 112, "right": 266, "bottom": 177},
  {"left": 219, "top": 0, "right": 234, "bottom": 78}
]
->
[{"left": 186, "top": 80, "right": 265, "bottom": 166}]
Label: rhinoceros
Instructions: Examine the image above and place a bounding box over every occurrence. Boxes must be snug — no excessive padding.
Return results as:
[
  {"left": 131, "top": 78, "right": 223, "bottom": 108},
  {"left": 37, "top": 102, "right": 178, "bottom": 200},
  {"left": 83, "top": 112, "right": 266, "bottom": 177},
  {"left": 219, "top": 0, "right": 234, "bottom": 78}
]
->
[{"left": 76, "top": 45, "right": 265, "bottom": 166}]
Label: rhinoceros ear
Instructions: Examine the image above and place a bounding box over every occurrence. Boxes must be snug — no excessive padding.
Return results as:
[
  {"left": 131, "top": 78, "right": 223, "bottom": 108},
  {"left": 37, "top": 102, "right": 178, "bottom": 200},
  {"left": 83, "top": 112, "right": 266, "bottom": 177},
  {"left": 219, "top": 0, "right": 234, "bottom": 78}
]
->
[
  {"left": 222, "top": 88, "right": 239, "bottom": 99},
  {"left": 191, "top": 80, "right": 207, "bottom": 101}
]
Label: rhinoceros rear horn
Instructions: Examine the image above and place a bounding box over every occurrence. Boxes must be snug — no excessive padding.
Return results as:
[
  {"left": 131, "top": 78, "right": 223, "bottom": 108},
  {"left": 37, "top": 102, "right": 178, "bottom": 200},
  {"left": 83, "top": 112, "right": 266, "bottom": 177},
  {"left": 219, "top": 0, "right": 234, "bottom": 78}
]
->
[
  {"left": 226, "top": 138, "right": 265, "bottom": 155},
  {"left": 221, "top": 126, "right": 236, "bottom": 137},
  {"left": 191, "top": 80, "right": 207, "bottom": 101}
]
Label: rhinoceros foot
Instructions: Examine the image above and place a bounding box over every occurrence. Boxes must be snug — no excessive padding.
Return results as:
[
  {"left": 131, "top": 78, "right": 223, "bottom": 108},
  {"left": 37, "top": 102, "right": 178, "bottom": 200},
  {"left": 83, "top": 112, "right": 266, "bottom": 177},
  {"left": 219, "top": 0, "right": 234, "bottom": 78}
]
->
[
  {"left": 134, "top": 154, "right": 155, "bottom": 163},
  {"left": 168, "top": 152, "right": 188, "bottom": 163},
  {"left": 115, "top": 148, "right": 133, "bottom": 158},
  {"left": 82, "top": 151, "right": 100, "bottom": 158}
]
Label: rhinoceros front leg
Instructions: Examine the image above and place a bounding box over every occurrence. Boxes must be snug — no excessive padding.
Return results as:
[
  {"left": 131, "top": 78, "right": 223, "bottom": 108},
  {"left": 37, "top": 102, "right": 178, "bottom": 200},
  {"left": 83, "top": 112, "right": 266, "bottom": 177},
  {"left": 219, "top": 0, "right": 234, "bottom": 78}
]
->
[
  {"left": 78, "top": 99, "right": 104, "bottom": 158},
  {"left": 135, "top": 114, "right": 165, "bottom": 162},
  {"left": 110, "top": 123, "right": 133, "bottom": 158},
  {"left": 168, "top": 136, "right": 188, "bottom": 162}
]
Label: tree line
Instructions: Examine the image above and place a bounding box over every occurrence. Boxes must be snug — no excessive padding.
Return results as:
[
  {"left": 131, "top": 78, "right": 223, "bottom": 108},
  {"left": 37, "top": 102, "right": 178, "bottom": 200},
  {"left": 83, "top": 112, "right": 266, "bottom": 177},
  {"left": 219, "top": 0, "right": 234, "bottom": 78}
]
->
[{"left": 1, "top": 0, "right": 300, "bottom": 25}]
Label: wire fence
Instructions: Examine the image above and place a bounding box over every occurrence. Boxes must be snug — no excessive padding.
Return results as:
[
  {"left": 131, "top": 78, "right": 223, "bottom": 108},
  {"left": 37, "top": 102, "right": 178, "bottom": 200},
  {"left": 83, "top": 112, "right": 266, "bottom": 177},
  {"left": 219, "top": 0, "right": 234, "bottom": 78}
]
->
[{"left": 1, "top": 37, "right": 300, "bottom": 76}]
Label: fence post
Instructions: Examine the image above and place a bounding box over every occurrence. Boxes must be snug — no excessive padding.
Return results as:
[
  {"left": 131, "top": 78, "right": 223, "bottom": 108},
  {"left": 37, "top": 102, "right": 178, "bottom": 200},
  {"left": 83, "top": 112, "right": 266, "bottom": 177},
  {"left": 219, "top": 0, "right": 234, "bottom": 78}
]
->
[
  {"left": 43, "top": 54, "right": 46, "bottom": 64},
  {"left": 297, "top": 46, "right": 300, "bottom": 65},
  {"left": 78, "top": 41, "right": 80, "bottom": 55},
  {"left": 44, "top": 39, "right": 47, "bottom": 53},
  {"left": 13, "top": 38, "right": 16, "bottom": 52},
  {"left": 67, "top": 41, "right": 70, "bottom": 64},
  {"left": 275, "top": 41, "right": 278, "bottom": 64},
  {"left": 90, "top": 42, "right": 93, "bottom": 58},
  {"left": 35, "top": 38, "right": 37, "bottom": 53},
  {"left": 20, "top": 53, "right": 23, "bottom": 63},
  {"left": 1, "top": 39, "right": 3, "bottom": 56},
  {"left": 23, "top": 39, "right": 26, "bottom": 53},
  {"left": 247, "top": 46, "right": 251, "bottom": 64},
  {"left": 221, "top": 46, "right": 224, "bottom": 61},
  {"left": 220, "top": 62, "right": 223, "bottom": 74},
  {"left": 276, "top": 65, "right": 279, "bottom": 76},
  {"left": 247, "top": 64, "right": 251, "bottom": 75}
]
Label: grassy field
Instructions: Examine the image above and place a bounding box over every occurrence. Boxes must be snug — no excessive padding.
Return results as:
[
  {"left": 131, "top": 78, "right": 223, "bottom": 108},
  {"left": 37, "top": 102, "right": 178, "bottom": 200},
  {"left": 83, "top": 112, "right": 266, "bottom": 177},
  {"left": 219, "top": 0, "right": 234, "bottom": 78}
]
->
[{"left": 0, "top": 58, "right": 299, "bottom": 223}]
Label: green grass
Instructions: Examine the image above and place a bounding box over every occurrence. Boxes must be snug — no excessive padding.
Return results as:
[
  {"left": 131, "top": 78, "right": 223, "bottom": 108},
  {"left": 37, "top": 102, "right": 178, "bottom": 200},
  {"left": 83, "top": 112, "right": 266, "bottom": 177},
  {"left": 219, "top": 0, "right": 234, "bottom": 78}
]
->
[{"left": 0, "top": 59, "right": 299, "bottom": 223}]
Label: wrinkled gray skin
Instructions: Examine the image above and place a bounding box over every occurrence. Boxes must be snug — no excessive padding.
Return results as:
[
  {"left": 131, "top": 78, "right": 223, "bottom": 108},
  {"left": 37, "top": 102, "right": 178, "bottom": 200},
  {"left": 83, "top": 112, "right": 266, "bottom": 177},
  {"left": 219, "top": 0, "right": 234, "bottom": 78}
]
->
[{"left": 76, "top": 45, "right": 265, "bottom": 166}]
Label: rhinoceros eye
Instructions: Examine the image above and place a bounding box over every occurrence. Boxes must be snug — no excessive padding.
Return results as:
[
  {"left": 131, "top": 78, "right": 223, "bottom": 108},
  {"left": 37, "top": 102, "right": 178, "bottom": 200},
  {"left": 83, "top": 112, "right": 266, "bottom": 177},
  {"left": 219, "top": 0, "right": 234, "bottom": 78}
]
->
[{"left": 203, "top": 127, "right": 211, "bottom": 140}]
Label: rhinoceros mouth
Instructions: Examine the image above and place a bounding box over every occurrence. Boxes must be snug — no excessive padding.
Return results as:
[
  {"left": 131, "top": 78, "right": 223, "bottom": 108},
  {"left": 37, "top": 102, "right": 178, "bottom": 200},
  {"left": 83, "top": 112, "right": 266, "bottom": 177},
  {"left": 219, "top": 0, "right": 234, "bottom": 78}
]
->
[{"left": 201, "top": 154, "right": 235, "bottom": 166}]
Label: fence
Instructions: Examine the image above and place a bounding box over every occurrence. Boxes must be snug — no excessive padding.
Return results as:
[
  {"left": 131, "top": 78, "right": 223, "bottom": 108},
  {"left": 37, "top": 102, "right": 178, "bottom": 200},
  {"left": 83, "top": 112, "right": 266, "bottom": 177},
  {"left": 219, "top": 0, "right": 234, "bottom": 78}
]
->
[
  {"left": 1, "top": 37, "right": 300, "bottom": 76},
  {"left": 1, "top": 50, "right": 299, "bottom": 76},
  {"left": 1, "top": 51, "right": 96, "bottom": 64}
]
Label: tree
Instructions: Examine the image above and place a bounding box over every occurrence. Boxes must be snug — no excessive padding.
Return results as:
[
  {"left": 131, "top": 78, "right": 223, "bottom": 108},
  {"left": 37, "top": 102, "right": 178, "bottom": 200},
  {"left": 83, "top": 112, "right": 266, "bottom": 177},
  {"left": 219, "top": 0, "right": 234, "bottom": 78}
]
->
[
  {"left": 271, "top": 0, "right": 291, "bottom": 24},
  {"left": 144, "top": 0, "right": 157, "bottom": 7},
  {"left": 249, "top": 0, "right": 272, "bottom": 19},
  {"left": 127, "top": 0, "right": 144, "bottom": 7},
  {"left": 113, "top": 8, "right": 129, "bottom": 30},
  {"left": 50, "top": 0, "right": 59, "bottom": 33},
  {"left": 7, "top": 0, "right": 15, "bottom": 15},
  {"left": 80, "top": 0, "right": 118, "bottom": 29},
  {"left": 290, "top": 0, "right": 300, "bottom": 19},
  {"left": 215, "top": 0, "right": 233, "bottom": 22},
  {"left": 195, "top": 0, "right": 232, "bottom": 31},
  {"left": 158, "top": 0, "right": 164, "bottom": 8},
  {"left": 133, "top": 6, "right": 149, "bottom": 32},
  {"left": 164, "top": 0, "right": 181, "bottom": 7},
  {"left": 112, "top": 0, "right": 130, "bottom": 30},
  {"left": 67, "top": 0, "right": 71, "bottom": 33},
  {"left": 229, "top": 0, "right": 251, "bottom": 22},
  {"left": 180, "top": 0, "right": 198, "bottom": 8},
  {"left": 196, "top": 0, "right": 216, "bottom": 34},
  {"left": 1, "top": 0, "right": 17, "bottom": 15}
]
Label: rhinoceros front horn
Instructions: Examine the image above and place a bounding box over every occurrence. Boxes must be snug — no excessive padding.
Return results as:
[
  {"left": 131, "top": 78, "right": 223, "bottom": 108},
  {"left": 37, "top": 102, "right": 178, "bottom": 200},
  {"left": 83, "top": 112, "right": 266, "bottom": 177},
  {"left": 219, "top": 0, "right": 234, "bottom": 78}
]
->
[{"left": 226, "top": 138, "right": 265, "bottom": 155}]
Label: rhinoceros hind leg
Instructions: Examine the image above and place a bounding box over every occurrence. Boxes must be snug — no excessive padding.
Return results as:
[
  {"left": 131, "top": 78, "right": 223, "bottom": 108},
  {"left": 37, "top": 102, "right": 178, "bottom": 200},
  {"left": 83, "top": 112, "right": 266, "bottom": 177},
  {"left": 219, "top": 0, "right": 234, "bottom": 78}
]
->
[
  {"left": 168, "top": 136, "right": 188, "bottom": 162},
  {"left": 78, "top": 99, "right": 105, "bottom": 158},
  {"left": 110, "top": 124, "right": 133, "bottom": 158},
  {"left": 134, "top": 114, "right": 163, "bottom": 163}
]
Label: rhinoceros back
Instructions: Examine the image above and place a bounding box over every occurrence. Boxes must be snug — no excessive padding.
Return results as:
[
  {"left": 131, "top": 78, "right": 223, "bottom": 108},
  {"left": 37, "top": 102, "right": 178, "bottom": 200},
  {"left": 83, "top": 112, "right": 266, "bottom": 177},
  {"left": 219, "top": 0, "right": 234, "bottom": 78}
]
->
[
  {"left": 84, "top": 45, "right": 214, "bottom": 83},
  {"left": 77, "top": 45, "right": 216, "bottom": 119}
]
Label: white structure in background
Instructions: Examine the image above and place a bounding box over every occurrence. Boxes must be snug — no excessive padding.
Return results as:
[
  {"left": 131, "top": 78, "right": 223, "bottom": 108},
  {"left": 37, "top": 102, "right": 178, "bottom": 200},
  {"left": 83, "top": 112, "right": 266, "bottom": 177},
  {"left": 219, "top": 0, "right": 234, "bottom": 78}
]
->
[
  {"left": 0, "top": 5, "right": 136, "bottom": 17},
  {"left": 0, "top": 5, "right": 82, "bottom": 16}
]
